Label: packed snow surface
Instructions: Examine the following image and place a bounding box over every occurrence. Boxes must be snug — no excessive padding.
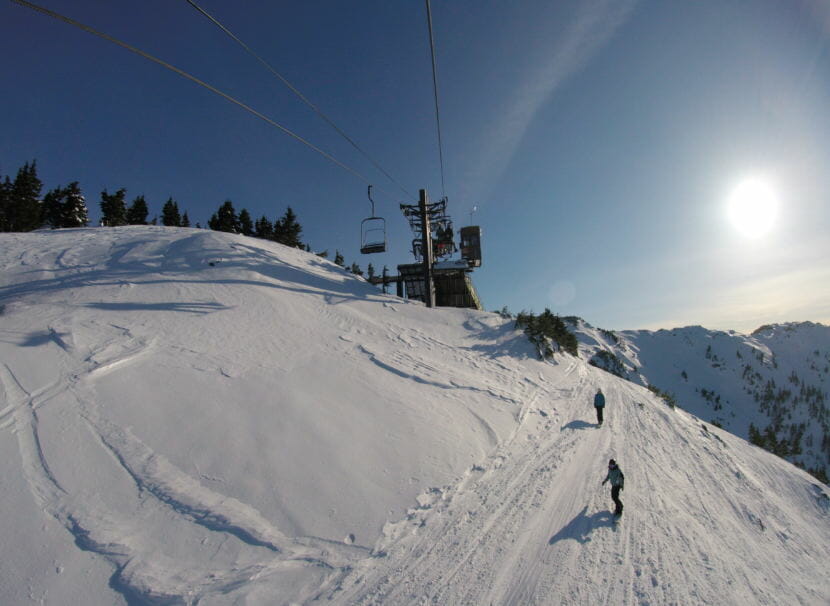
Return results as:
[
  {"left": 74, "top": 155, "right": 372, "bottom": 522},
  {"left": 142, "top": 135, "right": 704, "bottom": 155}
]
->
[{"left": 0, "top": 227, "right": 827, "bottom": 605}]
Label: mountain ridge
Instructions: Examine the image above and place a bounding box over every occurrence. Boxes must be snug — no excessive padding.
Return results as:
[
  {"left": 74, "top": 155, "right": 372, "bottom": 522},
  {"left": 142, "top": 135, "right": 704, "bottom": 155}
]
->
[{"left": 570, "top": 317, "right": 830, "bottom": 481}]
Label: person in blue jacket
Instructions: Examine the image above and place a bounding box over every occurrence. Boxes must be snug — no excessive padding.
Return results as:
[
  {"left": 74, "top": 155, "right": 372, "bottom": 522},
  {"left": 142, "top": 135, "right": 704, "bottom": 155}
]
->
[
  {"left": 602, "top": 458, "right": 625, "bottom": 516},
  {"left": 593, "top": 388, "right": 606, "bottom": 426}
]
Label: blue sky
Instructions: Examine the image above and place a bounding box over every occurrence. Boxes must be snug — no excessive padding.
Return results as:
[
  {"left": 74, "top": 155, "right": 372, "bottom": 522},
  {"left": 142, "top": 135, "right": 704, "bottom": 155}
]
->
[{"left": 3, "top": 0, "right": 829, "bottom": 332}]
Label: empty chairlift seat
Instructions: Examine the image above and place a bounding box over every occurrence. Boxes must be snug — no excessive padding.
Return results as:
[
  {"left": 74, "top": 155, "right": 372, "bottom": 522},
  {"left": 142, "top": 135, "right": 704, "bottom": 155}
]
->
[
  {"left": 360, "top": 216, "right": 387, "bottom": 254},
  {"left": 360, "top": 185, "right": 387, "bottom": 254}
]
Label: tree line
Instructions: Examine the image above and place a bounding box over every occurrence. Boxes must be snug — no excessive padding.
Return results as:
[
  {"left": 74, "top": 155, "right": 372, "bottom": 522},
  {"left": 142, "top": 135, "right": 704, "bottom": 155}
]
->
[
  {"left": 100, "top": 188, "right": 191, "bottom": 228},
  {"left": 203, "top": 195, "right": 384, "bottom": 278},
  {"left": 207, "top": 199, "right": 302, "bottom": 249},
  {"left": 1, "top": 160, "right": 87, "bottom": 230},
  {"left": 0, "top": 160, "right": 192, "bottom": 230},
  {"left": 1, "top": 159, "right": 377, "bottom": 277}
]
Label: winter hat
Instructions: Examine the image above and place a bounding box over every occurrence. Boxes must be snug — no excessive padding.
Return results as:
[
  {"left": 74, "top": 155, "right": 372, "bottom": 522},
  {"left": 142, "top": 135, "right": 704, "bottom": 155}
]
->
[{"left": 608, "top": 459, "right": 616, "bottom": 466}]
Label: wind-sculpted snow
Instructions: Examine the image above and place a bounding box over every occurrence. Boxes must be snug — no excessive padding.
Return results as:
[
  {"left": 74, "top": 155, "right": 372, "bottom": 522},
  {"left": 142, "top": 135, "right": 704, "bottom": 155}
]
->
[
  {"left": 0, "top": 313, "right": 367, "bottom": 603},
  {"left": 0, "top": 227, "right": 828, "bottom": 605}
]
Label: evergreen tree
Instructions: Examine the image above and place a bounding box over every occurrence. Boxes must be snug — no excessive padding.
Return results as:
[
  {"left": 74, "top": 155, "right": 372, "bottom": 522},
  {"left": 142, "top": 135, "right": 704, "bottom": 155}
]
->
[
  {"left": 100, "top": 188, "right": 128, "bottom": 226},
  {"left": 181, "top": 211, "right": 191, "bottom": 227},
  {"left": 254, "top": 215, "right": 273, "bottom": 240},
  {"left": 515, "top": 308, "right": 579, "bottom": 358},
  {"left": 273, "top": 206, "right": 303, "bottom": 247},
  {"left": 538, "top": 308, "right": 579, "bottom": 356},
  {"left": 238, "top": 208, "right": 254, "bottom": 236},
  {"left": 127, "top": 195, "right": 149, "bottom": 225},
  {"left": 350, "top": 262, "right": 364, "bottom": 276},
  {"left": 61, "top": 182, "right": 88, "bottom": 227},
  {"left": 11, "top": 161, "right": 43, "bottom": 231},
  {"left": 367, "top": 263, "right": 376, "bottom": 279},
  {"left": 161, "top": 197, "right": 181, "bottom": 226},
  {"left": 316, "top": 249, "right": 329, "bottom": 259},
  {"left": 41, "top": 185, "right": 65, "bottom": 229},
  {"left": 334, "top": 250, "right": 345, "bottom": 266},
  {"left": 208, "top": 200, "right": 239, "bottom": 233},
  {"left": 0, "top": 174, "right": 12, "bottom": 231}
]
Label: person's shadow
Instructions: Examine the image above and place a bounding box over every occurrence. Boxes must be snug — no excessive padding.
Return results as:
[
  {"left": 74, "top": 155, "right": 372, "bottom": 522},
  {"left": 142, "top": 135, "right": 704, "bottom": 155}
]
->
[
  {"left": 548, "top": 506, "right": 616, "bottom": 544},
  {"left": 560, "top": 420, "right": 595, "bottom": 432}
]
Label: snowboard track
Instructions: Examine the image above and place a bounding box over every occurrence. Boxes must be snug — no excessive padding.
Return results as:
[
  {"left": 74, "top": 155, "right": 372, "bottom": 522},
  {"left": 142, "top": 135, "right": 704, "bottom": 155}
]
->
[{"left": 0, "top": 329, "right": 368, "bottom": 605}]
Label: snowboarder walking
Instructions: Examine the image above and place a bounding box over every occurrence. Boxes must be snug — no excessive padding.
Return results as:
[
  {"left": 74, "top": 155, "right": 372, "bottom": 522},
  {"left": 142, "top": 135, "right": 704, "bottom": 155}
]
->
[
  {"left": 593, "top": 388, "right": 606, "bottom": 426},
  {"left": 602, "top": 459, "right": 624, "bottom": 516}
]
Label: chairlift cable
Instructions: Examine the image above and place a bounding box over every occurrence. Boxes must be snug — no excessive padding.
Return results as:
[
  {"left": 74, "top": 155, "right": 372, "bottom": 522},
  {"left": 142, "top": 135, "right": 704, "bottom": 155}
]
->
[
  {"left": 183, "top": 0, "right": 414, "bottom": 200},
  {"left": 425, "top": 0, "right": 447, "bottom": 199},
  {"left": 10, "top": 0, "right": 398, "bottom": 200}
]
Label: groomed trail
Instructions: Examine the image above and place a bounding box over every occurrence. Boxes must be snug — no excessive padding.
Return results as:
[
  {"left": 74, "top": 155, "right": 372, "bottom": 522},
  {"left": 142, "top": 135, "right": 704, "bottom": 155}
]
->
[
  {"left": 330, "top": 363, "right": 829, "bottom": 605},
  {"left": 1, "top": 228, "right": 828, "bottom": 605}
]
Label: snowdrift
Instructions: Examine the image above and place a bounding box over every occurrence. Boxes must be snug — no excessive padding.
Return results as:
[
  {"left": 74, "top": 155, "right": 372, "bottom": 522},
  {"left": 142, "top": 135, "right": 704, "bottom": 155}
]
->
[{"left": 0, "top": 227, "right": 827, "bottom": 605}]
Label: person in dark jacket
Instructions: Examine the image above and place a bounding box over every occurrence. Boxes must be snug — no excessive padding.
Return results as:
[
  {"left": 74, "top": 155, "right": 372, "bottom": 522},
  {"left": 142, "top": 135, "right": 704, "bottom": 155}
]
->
[
  {"left": 602, "top": 458, "right": 625, "bottom": 516},
  {"left": 593, "top": 388, "right": 606, "bottom": 426}
]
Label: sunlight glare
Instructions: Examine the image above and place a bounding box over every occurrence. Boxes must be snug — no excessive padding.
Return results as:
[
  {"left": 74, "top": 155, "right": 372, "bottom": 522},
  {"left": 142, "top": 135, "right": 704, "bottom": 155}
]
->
[{"left": 727, "top": 177, "right": 778, "bottom": 238}]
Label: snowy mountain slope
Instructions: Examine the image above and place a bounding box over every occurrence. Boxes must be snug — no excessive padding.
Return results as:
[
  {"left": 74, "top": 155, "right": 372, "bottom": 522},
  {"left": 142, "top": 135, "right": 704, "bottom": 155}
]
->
[
  {"left": 571, "top": 319, "right": 830, "bottom": 481},
  {"left": 0, "top": 227, "right": 828, "bottom": 605},
  {"left": 332, "top": 365, "right": 829, "bottom": 605}
]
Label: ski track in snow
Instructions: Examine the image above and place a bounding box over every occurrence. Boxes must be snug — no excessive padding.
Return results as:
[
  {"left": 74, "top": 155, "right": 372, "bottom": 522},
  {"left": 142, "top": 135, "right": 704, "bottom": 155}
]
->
[
  {"left": 357, "top": 344, "right": 525, "bottom": 408},
  {"left": 327, "top": 362, "right": 828, "bottom": 606},
  {"left": 327, "top": 361, "right": 594, "bottom": 605},
  {"left": 0, "top": 325, "right": 368, "bottom": 604},
  {"left": 1, "top": 280, "right": 569, "bottom": 604}
]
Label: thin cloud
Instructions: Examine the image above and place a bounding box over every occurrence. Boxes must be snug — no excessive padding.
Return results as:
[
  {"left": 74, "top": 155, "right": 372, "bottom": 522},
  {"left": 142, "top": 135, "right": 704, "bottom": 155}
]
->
[{"left": 460, "top": 0, "right": 639, "bottom": 204}]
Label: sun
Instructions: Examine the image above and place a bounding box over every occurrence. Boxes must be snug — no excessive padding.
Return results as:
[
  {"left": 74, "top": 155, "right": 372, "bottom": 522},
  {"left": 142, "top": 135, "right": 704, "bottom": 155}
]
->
[{"left": 727, "top": 177, "right": 779, "bottom": 238}]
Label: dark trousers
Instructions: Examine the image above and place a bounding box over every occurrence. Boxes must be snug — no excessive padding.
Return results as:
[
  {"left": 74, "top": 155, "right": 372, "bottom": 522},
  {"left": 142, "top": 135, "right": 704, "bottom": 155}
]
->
[
  {"left": 595, "top": 406, "right": 604, "bottom": 425},
  {"left": 611, "top": 486, "right": 623, "bottom": 515}
]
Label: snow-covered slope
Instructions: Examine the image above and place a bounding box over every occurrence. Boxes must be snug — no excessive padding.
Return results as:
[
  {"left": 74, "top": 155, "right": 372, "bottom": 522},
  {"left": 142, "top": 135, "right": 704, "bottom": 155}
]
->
[
  {"left": 572, "top": 319, "right": 830, "bottom": 481},
  {"left": 1, "top": 227, "right": 827, "bottom": 605}
]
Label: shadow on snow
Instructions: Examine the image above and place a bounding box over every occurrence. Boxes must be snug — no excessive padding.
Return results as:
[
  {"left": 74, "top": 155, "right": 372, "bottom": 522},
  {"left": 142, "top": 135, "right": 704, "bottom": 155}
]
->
[
  {"left": 561, "top": 420, "right": 596, "bottom": 431},
  {"left": 0, "top": 231, "right": 404, "bottom": 310},
  {"left": 548, "top": 506, "right": 616, "bottom": 545}
]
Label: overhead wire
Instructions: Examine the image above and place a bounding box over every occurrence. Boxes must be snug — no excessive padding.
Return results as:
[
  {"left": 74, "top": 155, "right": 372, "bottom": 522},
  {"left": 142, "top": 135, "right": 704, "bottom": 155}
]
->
[
  {"left": 183, "top": 0, "right": 414, "bottom": 200},
  {"left": 10, "top": 0, "right": 400, "bottom": 201},
  {"left": 424, "top": 0, "right": 447, "bottom": 199}
]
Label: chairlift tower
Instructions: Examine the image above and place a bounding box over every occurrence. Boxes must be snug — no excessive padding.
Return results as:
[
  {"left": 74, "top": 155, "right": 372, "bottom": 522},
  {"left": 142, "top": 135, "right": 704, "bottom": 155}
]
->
[
  {"left": 372, "top": 188, "right": 481, "bottom": 310},
  {"left": 399, "top": 189, "right": 439, "bottom": 307},
  {"left": 419, "top": 190, "right": 436, "bottom": 308}
]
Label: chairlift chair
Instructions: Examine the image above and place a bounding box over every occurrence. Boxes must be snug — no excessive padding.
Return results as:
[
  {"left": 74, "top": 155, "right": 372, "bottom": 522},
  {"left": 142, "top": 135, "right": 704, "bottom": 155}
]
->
[
  {"left": 432, "top": 219, "right": 456, "bottom": 258},
  {"left": 360, "top": 185, "right": 387, "bottom": 254}
]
